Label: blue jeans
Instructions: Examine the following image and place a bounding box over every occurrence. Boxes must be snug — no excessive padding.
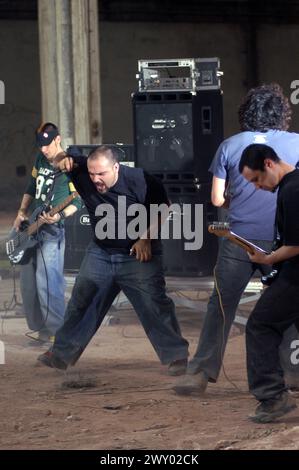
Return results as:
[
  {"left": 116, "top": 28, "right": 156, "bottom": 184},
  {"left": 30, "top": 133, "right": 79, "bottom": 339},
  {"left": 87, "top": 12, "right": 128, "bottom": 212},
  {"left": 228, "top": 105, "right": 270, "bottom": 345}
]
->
[
  {"left": 187, "top": 238, "right": 299, "bottom": 381},
  {"left": 20, "top": 225, "right": 65, "bottom": 335},
  {"left": 53, "top": 241, "right": 189, "bottom": 365}
]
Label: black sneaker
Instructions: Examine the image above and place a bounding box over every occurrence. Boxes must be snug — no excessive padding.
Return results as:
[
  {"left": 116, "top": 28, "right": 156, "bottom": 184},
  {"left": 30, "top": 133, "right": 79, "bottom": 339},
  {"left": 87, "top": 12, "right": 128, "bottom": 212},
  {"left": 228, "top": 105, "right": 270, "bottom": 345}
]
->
[
  {"left": 37, "top": 350, "right": 68, "bottom": 370},
  {"left": 249, "top": 391, "right": 297, "bottom": 423}
]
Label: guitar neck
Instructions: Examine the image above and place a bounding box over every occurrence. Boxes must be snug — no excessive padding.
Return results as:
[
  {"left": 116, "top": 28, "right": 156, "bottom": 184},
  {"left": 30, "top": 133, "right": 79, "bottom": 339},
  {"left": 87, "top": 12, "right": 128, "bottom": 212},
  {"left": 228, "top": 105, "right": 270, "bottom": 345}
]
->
[{"left": 27, "top": 192, "right": 78, "bottom": 236}]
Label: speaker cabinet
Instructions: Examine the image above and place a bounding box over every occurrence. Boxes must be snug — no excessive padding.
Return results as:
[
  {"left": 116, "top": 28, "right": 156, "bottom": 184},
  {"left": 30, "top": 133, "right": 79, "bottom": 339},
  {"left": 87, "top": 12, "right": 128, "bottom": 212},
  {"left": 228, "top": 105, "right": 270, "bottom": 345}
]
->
[
  {"left": 133, "top": 91, "right": 223, "bottom": 181},
  {"left": 161, "top": 182, "right": 218, "bottom": 276},
  {"left": 64, "top": 206, "right": 93, "bottom": 271}
]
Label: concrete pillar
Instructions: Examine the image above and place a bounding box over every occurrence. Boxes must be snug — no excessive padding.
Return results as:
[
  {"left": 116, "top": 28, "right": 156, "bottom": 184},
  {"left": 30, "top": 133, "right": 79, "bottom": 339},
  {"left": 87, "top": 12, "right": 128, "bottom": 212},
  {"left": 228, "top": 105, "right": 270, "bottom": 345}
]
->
[
  {"left": 38, "top": 0, "right": 102, "bottom": 147},
  {"left": 38, "top": 0, "right": 59, "bottom": 124},
  {"left": 55, "top": 0, "right": 74, "bottom": 147},
  {"left": 71, "top": 0, "right": 90, "bottom": 144},
  {"left": 88, "top": 0, "right": 103, "bottom": 143}
]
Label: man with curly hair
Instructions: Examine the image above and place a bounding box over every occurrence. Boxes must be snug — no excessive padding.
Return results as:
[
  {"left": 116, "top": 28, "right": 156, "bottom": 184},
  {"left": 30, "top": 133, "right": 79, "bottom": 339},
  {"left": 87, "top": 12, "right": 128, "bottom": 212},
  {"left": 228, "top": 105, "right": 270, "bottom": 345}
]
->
[{"left": 174, "top": 83, "right": 299, "bottom": 396}]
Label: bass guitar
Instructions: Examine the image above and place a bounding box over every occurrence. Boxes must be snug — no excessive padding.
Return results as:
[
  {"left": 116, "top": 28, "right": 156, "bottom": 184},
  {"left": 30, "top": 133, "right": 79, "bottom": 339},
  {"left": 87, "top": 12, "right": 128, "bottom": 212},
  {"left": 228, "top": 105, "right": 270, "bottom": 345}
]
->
[{"left": 6, "top": 192, "right": 78, "bottom": 265}]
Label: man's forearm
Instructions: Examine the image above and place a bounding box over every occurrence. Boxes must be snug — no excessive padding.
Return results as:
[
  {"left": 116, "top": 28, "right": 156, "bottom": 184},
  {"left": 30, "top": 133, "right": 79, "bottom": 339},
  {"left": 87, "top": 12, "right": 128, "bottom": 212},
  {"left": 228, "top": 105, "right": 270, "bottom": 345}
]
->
[
  {"left": 18, "top": 194, "right": 34, "bottom": 215},
  {"left": 62, "top": 204, "right": 78, "bottom": 218},
  {"left": 267, "top": 245, "right": 299, "bottom": 265}
]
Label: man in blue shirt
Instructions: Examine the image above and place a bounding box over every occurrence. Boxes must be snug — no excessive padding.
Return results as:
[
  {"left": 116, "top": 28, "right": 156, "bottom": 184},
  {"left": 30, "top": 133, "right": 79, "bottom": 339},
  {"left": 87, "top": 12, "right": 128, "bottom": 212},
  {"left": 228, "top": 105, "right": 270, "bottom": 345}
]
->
[{"left": 174, "top": 83, "right": 299, "bottom": 396}]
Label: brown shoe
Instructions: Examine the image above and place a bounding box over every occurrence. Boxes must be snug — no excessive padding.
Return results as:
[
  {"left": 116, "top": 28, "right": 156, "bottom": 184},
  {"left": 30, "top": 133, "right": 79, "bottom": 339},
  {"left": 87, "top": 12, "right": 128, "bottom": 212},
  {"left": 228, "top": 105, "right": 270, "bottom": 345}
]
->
[
  {"left": 249, "top": 392, "right": 297, "bottom": 423},
  {"left": 37, "top": 350, "right": 68, "bottom": 370},
  {"left": 173, "top": 370, "right": 209, "bottom": 395},
  {"left": 168, "top": 358, "right": 188, "bottom": 376}
]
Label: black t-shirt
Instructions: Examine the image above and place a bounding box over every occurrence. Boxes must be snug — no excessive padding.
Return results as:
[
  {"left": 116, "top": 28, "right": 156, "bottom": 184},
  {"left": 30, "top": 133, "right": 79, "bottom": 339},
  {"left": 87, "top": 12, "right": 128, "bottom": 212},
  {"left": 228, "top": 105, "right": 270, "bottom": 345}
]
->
[
  {"left": 69, "top": 156, "right": 169, "bottom": 253},
  {"left": 276, "top": 169, "right": 299, "bottom": 275}
]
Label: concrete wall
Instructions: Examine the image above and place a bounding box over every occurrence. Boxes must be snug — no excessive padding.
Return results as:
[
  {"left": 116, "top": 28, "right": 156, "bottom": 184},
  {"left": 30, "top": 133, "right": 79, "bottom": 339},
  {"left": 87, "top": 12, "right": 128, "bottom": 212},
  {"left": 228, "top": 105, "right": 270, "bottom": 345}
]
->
[
  {"left": 0, "top": 20, "right": 41, "bottom": 210},
  {"left": 259, "top": 23, "right": 299, "bottom": 129},
  {"left": 1, "top": 19, "right": 299, "bottom": 210}
]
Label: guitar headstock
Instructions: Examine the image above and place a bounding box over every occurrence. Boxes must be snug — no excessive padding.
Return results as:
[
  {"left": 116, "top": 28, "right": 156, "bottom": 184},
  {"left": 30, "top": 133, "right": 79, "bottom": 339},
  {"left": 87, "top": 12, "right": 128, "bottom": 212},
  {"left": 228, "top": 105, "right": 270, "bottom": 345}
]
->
[{"left": 208, "top": 221, "right": 231, "bottom": 237}]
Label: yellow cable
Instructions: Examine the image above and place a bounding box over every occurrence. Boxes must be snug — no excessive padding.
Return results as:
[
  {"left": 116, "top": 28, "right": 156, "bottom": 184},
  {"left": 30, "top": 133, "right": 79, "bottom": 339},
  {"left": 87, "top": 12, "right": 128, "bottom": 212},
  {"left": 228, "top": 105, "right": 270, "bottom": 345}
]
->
[{"left": 213, "top": 266, "right": 242, "bottom": 392}]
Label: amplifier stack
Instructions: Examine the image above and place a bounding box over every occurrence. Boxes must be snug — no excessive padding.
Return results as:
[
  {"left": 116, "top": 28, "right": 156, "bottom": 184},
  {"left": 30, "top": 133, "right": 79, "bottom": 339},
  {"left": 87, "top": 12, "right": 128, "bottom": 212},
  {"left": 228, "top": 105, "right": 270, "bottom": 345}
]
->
[{"left": 133, "top": 57, "right": 224, "bottom": 276}]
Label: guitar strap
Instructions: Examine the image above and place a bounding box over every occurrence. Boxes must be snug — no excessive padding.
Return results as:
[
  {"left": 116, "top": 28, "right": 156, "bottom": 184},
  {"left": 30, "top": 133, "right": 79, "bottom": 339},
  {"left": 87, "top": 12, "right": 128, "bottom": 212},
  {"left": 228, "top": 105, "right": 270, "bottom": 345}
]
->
[
  {"left": 36, "top": 170, "right": 64, "bottom": 238},
  {"left": 40, "top": 170, "right": 63, "bottom": 212}
]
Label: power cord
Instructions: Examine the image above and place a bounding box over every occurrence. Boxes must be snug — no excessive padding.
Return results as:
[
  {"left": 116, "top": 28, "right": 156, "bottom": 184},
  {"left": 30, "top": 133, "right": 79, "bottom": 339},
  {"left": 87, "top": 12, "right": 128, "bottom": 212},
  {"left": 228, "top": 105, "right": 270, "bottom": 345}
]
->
[
  {"left": 213, "top": 266, "right": 242, "bottom": 392},
  {"left": 0, "top": 264, "right": 23, "bottom": 335}
]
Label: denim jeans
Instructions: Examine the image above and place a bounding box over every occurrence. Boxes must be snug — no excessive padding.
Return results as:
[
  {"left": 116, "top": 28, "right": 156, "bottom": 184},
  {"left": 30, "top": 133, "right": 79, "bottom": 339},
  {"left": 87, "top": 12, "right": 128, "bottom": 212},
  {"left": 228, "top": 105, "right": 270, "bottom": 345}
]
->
[
  {"left": 53, "top": 241, "right": 189, "bottom": 365},
  {"left": 246, "top": 267, "right": 299, "bottom": 401},
  {"left": 20, "top": 225, "right": 65, "bottom": 335},
  {"left": 187, "top": 238, "right": 299, "bottom": 381}
]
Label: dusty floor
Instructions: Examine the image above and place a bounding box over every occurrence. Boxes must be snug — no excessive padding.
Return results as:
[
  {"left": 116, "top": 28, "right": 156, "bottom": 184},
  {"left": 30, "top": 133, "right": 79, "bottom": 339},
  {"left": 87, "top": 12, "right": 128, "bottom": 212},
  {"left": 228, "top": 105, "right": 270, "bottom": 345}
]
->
[
  {"left": 0, "top": 283, "right": 299, "bottom": 450},
  {"left": 1, "top": 211, "right": 299, "bottom": 450}
]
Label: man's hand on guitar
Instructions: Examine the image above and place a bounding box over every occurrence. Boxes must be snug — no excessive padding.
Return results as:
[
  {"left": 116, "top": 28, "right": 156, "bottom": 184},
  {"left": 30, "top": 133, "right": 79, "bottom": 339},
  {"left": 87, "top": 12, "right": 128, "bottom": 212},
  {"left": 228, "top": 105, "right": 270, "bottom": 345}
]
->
[
  {"left": 13, "top": 210, "right": 28, "bottom": 231},
  {"left": 38, "top": 211, "right": 61, "bottom": 225},
  {"left": 248, "top": 251, "right": 272, "bottom": 265}
]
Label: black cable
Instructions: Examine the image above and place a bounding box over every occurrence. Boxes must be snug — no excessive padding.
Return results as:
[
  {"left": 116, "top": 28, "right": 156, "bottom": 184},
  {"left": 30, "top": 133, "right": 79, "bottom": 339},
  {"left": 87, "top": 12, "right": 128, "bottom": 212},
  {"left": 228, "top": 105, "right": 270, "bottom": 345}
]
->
[
  {"left": 0, "top": 264, "right": 22, "bottom": 312},
  {"left": 0, "top": 264, "right": 23, "bottom": 336}
]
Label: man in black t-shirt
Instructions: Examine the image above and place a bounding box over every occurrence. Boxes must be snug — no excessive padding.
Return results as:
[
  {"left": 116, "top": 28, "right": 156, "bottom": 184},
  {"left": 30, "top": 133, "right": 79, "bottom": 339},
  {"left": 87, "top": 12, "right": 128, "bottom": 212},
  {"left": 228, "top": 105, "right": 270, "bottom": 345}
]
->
[
  {"left": 239, "top": 143, "right": 299, "bottom": 423},
  {"left": 38, "top": 145, "right": 189, "bottom": 374}
]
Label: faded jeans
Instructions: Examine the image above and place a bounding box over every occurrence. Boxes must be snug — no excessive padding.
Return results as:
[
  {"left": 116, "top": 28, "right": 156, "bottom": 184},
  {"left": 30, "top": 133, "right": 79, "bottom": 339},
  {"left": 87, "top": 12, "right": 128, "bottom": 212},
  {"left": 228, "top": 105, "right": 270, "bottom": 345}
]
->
[
  {"left": 53, "top": 241, "right": 189, "bottom": 365},
  {"left": 20, "top": 225, "right": 65, "bottom": 335}
]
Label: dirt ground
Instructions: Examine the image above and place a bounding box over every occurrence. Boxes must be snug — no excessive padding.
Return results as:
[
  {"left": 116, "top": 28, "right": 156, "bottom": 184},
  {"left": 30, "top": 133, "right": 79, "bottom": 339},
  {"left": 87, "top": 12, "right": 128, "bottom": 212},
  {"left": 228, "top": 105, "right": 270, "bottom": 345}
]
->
[
  {"left": 1, "top": 295, "right": 299, "bottom": 451},
  {"left": 1, "top": 210, "right": 299, "bottom": 450}
]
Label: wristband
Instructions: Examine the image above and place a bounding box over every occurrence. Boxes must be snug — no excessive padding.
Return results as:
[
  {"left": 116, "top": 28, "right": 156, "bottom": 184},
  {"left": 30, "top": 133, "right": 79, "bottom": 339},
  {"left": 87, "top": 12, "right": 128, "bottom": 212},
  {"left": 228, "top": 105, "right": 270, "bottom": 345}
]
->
[{"left": 58, "top": 210, "right": 66, "bottom": 221}]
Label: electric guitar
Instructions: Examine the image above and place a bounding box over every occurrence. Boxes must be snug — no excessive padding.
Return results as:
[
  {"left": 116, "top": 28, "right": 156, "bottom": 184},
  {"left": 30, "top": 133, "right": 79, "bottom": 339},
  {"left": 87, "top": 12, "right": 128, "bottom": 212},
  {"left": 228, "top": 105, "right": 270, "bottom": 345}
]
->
[
  {"left": 208, "top": 222, "right": 280, "bottom": 285},
  {"left": 208, "top": 222, "right": 269, "bottom": 255},
  {"left": 6, "top": 192, "right": 78, "bottom": 265}
]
